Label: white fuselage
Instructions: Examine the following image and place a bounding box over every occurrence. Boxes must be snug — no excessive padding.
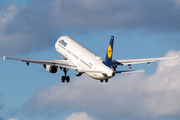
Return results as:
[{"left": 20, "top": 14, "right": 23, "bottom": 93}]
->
[{"left": 55, "top": 36, "right": 114, "bottom": 80}]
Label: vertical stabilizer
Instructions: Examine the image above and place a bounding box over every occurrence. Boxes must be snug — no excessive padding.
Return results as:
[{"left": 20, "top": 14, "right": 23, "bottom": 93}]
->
[{"left": 103, "top": 36, "right": 114, "bottom": 68}]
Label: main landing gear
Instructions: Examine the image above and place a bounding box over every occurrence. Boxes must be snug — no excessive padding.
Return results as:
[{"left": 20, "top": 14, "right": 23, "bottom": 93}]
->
[
  {"left": 100, "top": 79, "right": 108, "bottom": 83},
  {"left": 61, "top": 68, "right": 70, "bottom": 83}
]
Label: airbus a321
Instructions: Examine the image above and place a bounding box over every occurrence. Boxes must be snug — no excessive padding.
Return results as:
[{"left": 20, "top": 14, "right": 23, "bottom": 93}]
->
[{"left": 3, "top": 36, "right": 177, "bottom": 82}]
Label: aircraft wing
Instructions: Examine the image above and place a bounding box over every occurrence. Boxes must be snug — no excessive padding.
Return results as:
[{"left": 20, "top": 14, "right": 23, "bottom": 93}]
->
[
  {"left": 3, "top": 56, "right": 77, "bottom": 70},
  {"left": 112, "top": 56, "right": 177, "bottom": 66}
]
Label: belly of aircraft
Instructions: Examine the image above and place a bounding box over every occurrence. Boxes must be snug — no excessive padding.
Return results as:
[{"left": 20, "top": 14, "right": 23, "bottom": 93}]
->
[{"left": 86, "top": 72, "right": 111, "bottom": 80}]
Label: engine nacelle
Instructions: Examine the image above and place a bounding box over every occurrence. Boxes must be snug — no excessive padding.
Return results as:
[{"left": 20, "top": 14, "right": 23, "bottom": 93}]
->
[{"left": 43, "top": 64, "right": 58, "bottom": 73}]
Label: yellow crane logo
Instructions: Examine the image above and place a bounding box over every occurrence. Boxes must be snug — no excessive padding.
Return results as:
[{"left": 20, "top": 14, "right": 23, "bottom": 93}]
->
[{"left": 108, "top": 44, "right": 112, "bottom": 59}]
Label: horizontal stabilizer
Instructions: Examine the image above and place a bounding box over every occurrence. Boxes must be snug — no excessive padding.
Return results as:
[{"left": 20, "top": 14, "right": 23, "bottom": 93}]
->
[{"left": 115, "top": 69, "right": 144, "bottom": 74}]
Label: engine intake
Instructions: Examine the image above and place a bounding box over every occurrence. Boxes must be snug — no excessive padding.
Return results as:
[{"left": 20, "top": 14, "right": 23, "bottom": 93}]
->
[{"left": 43, "top": 64, "right": 58, "bottom": 73}]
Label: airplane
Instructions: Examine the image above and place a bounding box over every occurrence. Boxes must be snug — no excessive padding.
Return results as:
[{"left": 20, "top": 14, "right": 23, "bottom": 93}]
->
[{"left": 3, "top": 36, "right": 177, "bottom": 83}]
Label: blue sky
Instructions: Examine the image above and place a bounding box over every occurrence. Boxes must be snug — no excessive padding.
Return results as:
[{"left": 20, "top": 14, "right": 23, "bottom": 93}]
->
[{"left": 0, "top": 0, "right": 180, "bottom": 120}]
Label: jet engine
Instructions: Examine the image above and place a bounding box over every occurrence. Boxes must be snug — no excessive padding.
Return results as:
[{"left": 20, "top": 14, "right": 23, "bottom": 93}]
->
[{"left": 43, "top": 64, "right": 58, "bottom": 73}]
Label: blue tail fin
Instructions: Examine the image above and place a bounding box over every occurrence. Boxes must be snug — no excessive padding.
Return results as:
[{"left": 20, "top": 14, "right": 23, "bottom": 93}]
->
[{"left": 103, "top": 36, "right": 114, "bottom": 68}]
